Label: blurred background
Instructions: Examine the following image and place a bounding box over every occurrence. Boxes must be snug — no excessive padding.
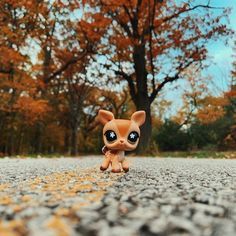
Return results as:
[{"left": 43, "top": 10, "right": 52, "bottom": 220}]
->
[{"left": 0, "top": 0, "right": 235, "bottom": 157}]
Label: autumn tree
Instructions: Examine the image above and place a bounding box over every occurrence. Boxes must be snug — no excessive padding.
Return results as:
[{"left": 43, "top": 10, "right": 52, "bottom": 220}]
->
[
  {"left": 0, "top": 1, "right": 98, "bottom": 155},
  {"left": 24, "top": 0, "right": 105, "bottom": 154},
  {"left": 172, "top": 67, "right": 228, "bottom": 126},
  {"left": 75, "top": 87, "right": 128, "bottom": 153},
  {"left": 223, "top": 41, "right": 236, "bottom": 148},
  {"left": 228, "top": 40, "right": 236, "bottom": 112},
  {"left": 0, "top": 0, "right": 52, "bottom": 155},
  {"left": 193, "top": 58, "right": 236, "bottom": 149},
  {"left": 27, "top": 1, "right": 87, "bottom": 153},
  {"left": 99, "top": 89, "right": 131, "bottom": 118},
  {"left": 81, "top": 0, "right": 231, "bottom": 152},
  {"left": 53, "top": 68, "right": 94, "bottom": 156},
  {"left": 0, "top": 0, "right": 233, "bottom": 155}
]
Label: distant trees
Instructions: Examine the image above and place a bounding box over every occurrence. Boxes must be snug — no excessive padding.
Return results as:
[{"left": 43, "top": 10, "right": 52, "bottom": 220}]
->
[
  {"left": 155, "top": 120, "right": 190, "bottom": 151},
  {"left": 154, "top": 115, "right": 235, "bottom": 152},
  {"left": 0, "top": 1, "right": 234, "bottom": 155},
  {"left": 223, "top": 41, "right": 236, "bottom": 148},
  {"left": 0, "top": 1, "right": 92, "bottom": 155},
  {"left": 0, "top": 0, "right": 51, "bottom": 155},
  {"left": 153, "top": 78, "right": 236, "bottom": 152}
]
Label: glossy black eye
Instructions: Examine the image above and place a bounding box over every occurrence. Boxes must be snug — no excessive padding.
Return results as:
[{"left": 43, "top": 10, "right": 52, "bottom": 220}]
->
[
  {"left": 128, "top": 131, "right": 139, "bottom": 143},
  {"left": 104, "top": 130, "right": 117, "bottom": 142}
]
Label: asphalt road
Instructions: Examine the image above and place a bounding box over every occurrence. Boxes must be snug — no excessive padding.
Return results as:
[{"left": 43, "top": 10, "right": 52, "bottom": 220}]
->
[{"left": 0, "top": 157, "right": 235, "bottom": 236}]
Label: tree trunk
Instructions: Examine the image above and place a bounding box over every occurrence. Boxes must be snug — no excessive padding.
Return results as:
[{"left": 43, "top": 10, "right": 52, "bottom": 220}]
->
[
  {"left": 16, "top": 131, "right": 24, "bottom": 154},
  {"left": 33, "top": 122, "right": 42, "bottom": 154},
  {"left": 70, "top": 123, "right": 78, "bottom": 156},
  {"left": 64, "top": 130, "right": 70, "bottom": 154},
  {"left": 135, "top": 97, "right": 152, "bottom": 154},
  {"left": 132, "top": 44, "right": 152, "bottom": 153},
  {"left": 7, "top": 131, "right": 14, "bottom": 156}
]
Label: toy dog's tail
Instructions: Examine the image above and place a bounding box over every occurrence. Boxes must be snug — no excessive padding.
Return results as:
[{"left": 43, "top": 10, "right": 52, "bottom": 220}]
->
[{"left": 102, "top": 146, "right": 108, "bottom": 154}]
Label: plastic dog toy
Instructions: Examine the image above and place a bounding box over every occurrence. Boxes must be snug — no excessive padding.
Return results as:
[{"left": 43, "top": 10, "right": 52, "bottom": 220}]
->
[{"left": 97, "top": 109, "right": 146, "bottom": 173}]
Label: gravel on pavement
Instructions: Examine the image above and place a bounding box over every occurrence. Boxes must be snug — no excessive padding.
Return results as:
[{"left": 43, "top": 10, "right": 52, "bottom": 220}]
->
[{"left": 0, "top": 157, "right": 235, "bottom": 236}]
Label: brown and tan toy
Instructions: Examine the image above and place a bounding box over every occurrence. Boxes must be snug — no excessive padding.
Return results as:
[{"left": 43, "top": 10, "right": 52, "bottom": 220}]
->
[{"left": 97, "top": 109, "right": 146, "bottom": 173}]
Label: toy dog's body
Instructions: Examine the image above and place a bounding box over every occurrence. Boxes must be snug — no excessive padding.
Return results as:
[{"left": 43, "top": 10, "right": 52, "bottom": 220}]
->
[
  {"left": 97, "top": 110, "right": 146, "bottom": 173},
  {"left": 101, "top": 148, "right": 127, "bottom": 173}
]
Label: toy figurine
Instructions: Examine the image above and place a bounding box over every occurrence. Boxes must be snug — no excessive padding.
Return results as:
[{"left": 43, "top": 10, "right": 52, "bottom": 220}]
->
[{"left": 97, "top": 109, "right": 146, "bottom": 173}]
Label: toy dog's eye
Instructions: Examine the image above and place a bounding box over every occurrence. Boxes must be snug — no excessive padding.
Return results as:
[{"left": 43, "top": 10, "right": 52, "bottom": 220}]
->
[
  {"left": 128, "top": 131, "right": 139, "bottom": 143},
  {"left": 104, "top": 130, "right": 117, "bottom": 142}
]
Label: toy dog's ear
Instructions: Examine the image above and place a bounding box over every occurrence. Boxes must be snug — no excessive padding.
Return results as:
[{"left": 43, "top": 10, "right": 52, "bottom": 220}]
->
[
  {"left": 97, "top": 109, "right": 115, "bottom": 125},
  {"left": 131, "top": 110, "right": 146, "bottom": 126}
]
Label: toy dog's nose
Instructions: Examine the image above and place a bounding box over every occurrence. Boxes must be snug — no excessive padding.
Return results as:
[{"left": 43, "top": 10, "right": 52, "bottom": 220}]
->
[{"left": 120, "top": 139, "right": 124, "bottom": 144}]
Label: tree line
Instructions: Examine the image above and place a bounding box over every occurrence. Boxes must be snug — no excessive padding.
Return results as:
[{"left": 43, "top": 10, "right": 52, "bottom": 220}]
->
[{"left": 0, "top": 0, "right": 235, "bottom": 156}]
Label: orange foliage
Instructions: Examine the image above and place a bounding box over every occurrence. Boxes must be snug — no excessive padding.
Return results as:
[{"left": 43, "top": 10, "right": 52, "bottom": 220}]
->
[
  {"left": 0, "top": 0, "right": 233, "bottom": 154},
  {"left": 14, "top": 97, "right": 50, "bottom": 125},
  {"left": 225, "top": 89, "right": 236, "bottom": 99},
  {"left": 196, "top": 96, "right": 229, "bottom": 124}
]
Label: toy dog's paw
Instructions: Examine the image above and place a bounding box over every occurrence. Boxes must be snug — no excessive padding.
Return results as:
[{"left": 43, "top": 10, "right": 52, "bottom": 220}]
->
[
  {"left": 111, "top": 169, "right": 121, "bottom": 173},
  {"left": 100, "top": 166, "right": 107, "bottom": 171},
  {"left": 123, "top": 167, "right": 129, "bottom": 173}
]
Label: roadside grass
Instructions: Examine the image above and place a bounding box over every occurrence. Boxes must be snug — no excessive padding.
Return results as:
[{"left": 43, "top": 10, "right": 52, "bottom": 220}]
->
[
  {"left": 156, "top": 151, "right": 236, "bottom": 159},
  {"left": 1, "top": 151, "right": 235, "bottom": 159},
  {"left": 1, "top": 154, "right": 65, "bottom": 159}
]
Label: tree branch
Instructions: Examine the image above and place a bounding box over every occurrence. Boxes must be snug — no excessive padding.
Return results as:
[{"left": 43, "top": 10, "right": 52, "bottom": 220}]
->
[
  {"left": 0, "top": 68, "right": 13, "bottom": 74},
  {"left": 115, "top": 70, "right": 137, "bottom": 103},
  {"left": 177, "top": 98, "right": 197, "bottom": 130},
  {"left": 122, "top": 4, "right": 138, "bottom": 38},
  {"left": 162, "top": 3, "right": 224, "bottom": 24},
  {"left": 100, "top": 0, "right": 133, "bottom": 37},
  {"left": 114, "top": 13, "right": 133, "bottom": 38},
  {"left": 44, "top": 50, "right": 88, "bottom": 84},
  {"left": 149, "top": 59, "right": 195, "bottom": 103}
]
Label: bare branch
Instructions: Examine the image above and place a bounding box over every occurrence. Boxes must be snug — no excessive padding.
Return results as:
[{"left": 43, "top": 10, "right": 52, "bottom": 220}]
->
[
  {"left": 44, "top": 50, "right": 88, "bottom": 84},
  {"left": 115, "top": 70, "right": 137, "bottom": 103},
  {"left": 178, "top": 94, "right": 198, "bottom": 129},
  {"left": 162, "top": 3, "right": 224, "bottom": 24},
  {"left": 149, "top": 59, "right": 195, "bottom": 103}
]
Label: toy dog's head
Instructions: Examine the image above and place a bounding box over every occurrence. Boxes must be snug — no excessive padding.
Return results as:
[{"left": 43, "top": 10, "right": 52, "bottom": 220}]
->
[{"left": 97, "top": 110, "right": 146, "bottom": 151}]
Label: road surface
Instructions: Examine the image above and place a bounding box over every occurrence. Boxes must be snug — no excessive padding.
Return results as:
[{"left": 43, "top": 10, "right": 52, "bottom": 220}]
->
[{"left": 0, "top": 157, "right": 235, "bottom": 236}]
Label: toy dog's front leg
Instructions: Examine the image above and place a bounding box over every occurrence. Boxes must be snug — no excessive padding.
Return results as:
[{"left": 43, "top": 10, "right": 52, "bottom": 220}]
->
[
  {"left": 100, "top": 154, "right": 111, "bottom": 171},
  {"left": 100, "top": 150, "right": 120, "bottom": 172},
  {"left": 110, "top": 154, "right": 121, "bottom": 173},
  {"left": 121, "top": 159, "right": 129, "bottom": 172},
  {"left": 117, "top": 151, "right": 129, "bottom": 173}
]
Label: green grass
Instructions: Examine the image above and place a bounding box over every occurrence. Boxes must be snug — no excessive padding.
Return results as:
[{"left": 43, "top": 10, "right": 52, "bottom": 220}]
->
[
  {"left": 2, "top": 151, "right": 236, "bottom": 159},
  {"left": 7, "top": 154, "right": 66, "bottom": 158},
  {"left": 157, "top": 151, "right": 236, "bottom": 159}
]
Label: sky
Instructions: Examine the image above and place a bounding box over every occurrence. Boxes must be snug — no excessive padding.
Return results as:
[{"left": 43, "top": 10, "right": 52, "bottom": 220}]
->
[
  {"left": 204, "top": 0, "right": 236, "bottom": 91},
  {"left": 163, "top": 0, "right": 236, "bottom": 117}
]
